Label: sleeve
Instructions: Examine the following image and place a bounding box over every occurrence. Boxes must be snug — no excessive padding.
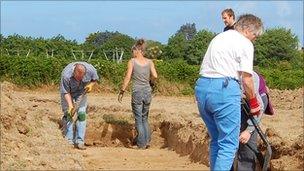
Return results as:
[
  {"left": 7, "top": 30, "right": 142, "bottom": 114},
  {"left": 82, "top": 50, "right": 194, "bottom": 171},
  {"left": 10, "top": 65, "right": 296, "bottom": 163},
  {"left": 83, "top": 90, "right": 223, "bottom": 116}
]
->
[
  {"left": 246, "top": 113, "right": 263, "bottom": 132},
  {"left": 91, "top": 68, "right": 99, "bottom": 81},
  {"left": 60, "top": 77, "right": 70, "bottom": 94},
  {"left": 87, "top": 64, "right": 99, "bottom": 81},
  {"left": 239, "top": 42, "right": 254, "bottom": 75}
]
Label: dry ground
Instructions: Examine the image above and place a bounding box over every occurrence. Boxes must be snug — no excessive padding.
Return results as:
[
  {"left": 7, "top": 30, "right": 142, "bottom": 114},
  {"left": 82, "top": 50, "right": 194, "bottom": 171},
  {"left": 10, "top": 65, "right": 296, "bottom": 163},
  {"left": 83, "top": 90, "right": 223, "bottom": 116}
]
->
[{"left": 0, "top": 81, "right": 303, "bottom": 170}]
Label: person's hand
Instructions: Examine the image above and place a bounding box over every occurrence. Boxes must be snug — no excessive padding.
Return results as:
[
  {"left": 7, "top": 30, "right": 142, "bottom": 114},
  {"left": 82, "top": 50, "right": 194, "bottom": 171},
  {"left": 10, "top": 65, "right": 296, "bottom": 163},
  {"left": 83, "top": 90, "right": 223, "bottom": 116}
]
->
[
  {"left": 84, "top": 82, "right": 94, "bottom": 93},
  {"left": 67, "top": 105, "right": 75, "bottom": 120},
  {"left": 149, "top": 80, "right": 156, "bottom": 93},
  {"left": 249, "top": 96, "right": 261, "bottom": 115},
  {"left": 118, "top": 90, "right": 125, "bottom": 103},
  {"left": 239, "top": 130, "right": 252, "bottom": 144}
]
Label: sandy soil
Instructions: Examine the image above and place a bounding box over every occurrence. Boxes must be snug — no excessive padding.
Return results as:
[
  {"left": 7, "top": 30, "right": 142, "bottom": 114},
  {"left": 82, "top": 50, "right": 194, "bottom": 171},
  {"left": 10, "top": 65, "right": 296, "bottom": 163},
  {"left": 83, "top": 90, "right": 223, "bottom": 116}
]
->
[{"left": 0, "top": 81, "right": 303, "bottom": 170}]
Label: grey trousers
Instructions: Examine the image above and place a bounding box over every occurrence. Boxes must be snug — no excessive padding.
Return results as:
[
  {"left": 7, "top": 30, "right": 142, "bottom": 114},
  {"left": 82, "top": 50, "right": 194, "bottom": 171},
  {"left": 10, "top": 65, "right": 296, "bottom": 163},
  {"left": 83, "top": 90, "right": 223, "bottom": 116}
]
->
[{"left": 237, "top": 131, "right": 258, "bottom": 171}]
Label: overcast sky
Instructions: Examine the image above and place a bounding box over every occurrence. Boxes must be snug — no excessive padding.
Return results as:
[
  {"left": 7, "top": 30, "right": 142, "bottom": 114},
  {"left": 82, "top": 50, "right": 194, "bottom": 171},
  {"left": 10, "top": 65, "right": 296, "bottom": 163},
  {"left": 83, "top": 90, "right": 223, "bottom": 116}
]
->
[{"left": 1, "top": 1, "right": 303, "bottom": 46}]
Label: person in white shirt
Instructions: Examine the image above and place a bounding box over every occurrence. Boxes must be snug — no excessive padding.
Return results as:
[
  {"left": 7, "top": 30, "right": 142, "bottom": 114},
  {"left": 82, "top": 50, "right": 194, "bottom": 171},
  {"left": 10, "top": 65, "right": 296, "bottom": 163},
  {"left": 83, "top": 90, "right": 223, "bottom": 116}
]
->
[{"left": 195, "top": 14, "right": 263, "bottom": 170}]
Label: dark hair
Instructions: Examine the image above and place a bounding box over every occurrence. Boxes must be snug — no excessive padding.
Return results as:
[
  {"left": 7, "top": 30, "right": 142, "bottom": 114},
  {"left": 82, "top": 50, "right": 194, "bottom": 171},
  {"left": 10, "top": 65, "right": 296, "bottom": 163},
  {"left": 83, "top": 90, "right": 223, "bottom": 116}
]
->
[
  {"left": 132, "top": 38, "right": 146, "bottom": 52},
  {"left": 222, "top": 8, "right": 235, "bottom": 19}
]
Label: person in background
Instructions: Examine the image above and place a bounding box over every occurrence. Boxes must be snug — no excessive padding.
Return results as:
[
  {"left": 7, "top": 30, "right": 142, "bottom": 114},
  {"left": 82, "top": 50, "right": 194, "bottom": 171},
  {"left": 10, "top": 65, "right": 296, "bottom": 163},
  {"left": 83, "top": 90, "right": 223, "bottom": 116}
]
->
[{"left": 222, "top": 8, "right": 236, "bottom": 31}]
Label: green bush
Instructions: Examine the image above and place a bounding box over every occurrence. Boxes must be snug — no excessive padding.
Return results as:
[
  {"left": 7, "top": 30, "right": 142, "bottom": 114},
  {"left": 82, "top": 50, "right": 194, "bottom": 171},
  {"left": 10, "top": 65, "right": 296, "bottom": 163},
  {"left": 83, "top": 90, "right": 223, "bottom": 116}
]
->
[
  {"left": 155, "top": 59, "right": 199, "bottom": 86},
  {"left": 0, "top": 55, "right": 70, "bottom": 86},
  {"left": 90, "top": 59, "right": 127, "bottom": 90},
  {"left": 254, "top": 28, "right": 299, "bottom": 67},
  {"left": 257, "top": 67, "right": 303, "bottom": 90},
  {"left": 0, "top": 55, "right": 302, "bottom": 91}
]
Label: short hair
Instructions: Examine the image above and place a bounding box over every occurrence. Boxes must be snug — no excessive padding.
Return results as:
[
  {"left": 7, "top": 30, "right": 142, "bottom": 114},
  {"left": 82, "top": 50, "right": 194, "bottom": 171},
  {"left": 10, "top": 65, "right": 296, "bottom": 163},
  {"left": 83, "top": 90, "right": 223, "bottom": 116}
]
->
[
  {"left": 234, "top": 14, "right": 264, "bottom": 37},
  {"left": 222, "top": 8, "right": 235, "bottom": 19},
  {"left": 74, "top": 63, "right": 86, "bottom": 74}
]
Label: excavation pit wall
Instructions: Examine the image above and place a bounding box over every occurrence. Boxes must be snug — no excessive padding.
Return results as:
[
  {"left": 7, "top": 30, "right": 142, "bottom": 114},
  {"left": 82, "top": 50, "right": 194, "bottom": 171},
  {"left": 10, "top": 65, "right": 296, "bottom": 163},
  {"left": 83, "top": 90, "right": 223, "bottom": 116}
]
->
[
  {"left": 84, "top": 105, "right": 211, "bottom": 167},
  {"left": 83, "top": 105, "right": 304, "bottom": 170},
  {"left": 1, "top": 82, "right": 303, "bottom": 170}
]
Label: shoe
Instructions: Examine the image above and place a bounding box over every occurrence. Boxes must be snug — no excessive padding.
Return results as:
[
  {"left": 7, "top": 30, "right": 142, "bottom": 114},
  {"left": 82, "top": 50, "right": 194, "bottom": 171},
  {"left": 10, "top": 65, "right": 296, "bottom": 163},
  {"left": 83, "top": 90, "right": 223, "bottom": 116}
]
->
[
  {"left": 76, "top": 143, "right": 86, "bottom": 150},
  {"left": 137, "top": 145, "right": 146, "bottom": 150},
  {"left": 67, "top": 139, "right": 74, "bottom": 145}
]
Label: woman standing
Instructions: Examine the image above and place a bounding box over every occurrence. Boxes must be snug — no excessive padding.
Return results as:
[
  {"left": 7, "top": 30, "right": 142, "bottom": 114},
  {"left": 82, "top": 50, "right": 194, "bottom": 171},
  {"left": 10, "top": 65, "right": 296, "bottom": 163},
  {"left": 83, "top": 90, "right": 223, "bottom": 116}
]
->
[{"left": 118, "top": 39, "right": 158, "bottom": 149}]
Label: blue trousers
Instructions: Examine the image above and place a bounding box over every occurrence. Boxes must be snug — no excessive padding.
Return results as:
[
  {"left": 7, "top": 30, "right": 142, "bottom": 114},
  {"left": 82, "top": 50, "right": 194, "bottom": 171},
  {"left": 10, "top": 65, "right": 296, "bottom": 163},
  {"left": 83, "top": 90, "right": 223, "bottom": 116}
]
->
[
  {"left": 61, "top": 94, "right": 87, "bottom": 145},
  {"left": 131, "top": 87, "right": 152, "bottom": 148},
  {"left": 195, "top": 77, "right": 241, "bottom": 171}
]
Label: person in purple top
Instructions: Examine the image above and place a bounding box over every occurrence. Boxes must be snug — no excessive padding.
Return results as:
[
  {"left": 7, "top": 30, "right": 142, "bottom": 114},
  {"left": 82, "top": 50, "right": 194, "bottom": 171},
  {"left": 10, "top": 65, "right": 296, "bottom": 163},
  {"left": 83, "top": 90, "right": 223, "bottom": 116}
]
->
[{"left": 234, "top": 71, "right": 273, "bottom": 171}]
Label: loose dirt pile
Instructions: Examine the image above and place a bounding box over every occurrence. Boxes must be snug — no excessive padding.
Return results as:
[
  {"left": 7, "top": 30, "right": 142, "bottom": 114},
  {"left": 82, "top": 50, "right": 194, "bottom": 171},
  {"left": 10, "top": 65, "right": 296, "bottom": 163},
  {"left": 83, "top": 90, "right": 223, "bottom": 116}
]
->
[
  {"left": 0, "top": 82, "right": 85, "bottom": 170},
  {"left": 0, "top": 81, "right": 303, "bottom": 170}
]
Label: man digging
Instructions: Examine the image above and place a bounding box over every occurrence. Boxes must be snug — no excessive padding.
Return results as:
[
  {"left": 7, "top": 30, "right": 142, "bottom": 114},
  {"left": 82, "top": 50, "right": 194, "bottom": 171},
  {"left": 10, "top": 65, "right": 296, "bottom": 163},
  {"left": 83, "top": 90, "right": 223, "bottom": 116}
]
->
[{"left": 60, "top": 62, "right": 99, "bottom": 150}]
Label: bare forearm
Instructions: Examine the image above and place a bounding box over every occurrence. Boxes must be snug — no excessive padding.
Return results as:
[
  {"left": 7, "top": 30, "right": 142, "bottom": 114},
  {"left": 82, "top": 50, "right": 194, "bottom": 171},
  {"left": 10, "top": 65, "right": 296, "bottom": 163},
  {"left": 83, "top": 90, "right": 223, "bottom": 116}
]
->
[
  {"left": 150, "top": 62, "right": 158, "bottom": 80},
  {"left": 64, "top": 93, "right": 73, "bottom": 107},
  {"left": 121, "top": 76, "right": 131, "bottom": 91},
  {"left": 242, "top": 75, "right": 256, "bottom": 100}
]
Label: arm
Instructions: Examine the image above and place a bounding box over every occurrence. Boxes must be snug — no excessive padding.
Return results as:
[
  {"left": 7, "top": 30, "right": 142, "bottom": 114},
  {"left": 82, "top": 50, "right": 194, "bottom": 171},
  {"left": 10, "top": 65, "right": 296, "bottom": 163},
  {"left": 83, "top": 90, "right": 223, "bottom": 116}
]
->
[
  {"left": 150, "top": 60, "right": 158, "bottom": 80},
  {"left": 64, "top": 93, "right": 74, "bottom": 109},
  {"left": 84, "top": 64, "right": 99, "bottom": 93},
  {"left": 242, "top": 72, "right": 255, "bottom": 100},
  {"left": 240, "top": 112, "right": 263, "bottom": 144},
  {"left": 118, "top": 60, "right": 133, "bottom": 103},
  {"left": 242, "top": 72, "right": 261, "bottom": 115},
  {"left": 121, "top": 60, "right": 133, "bottom": 91},
  {"left": 60, "top": 77, "right": 74, "bottom": 109}
]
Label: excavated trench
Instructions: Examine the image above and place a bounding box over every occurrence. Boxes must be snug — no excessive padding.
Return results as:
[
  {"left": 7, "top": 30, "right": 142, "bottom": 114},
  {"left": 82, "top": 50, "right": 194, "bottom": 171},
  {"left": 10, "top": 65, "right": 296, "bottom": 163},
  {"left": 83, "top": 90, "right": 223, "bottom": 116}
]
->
[
  {"left": 78, "top": 105, "right": 211, "bottom": 167},
  {"left": 56, "top": 104, "right": 303, "bottom": 170},
  {"left": 2, "top": 83, "right": 302, "bottom": 170}
]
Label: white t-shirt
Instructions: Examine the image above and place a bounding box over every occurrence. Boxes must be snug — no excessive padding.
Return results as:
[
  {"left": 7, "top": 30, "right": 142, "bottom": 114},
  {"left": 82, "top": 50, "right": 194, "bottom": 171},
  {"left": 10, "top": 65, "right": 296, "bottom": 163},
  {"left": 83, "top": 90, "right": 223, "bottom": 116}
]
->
[{"left": 199, "top": 30, "right": 254, "bottom": 80}]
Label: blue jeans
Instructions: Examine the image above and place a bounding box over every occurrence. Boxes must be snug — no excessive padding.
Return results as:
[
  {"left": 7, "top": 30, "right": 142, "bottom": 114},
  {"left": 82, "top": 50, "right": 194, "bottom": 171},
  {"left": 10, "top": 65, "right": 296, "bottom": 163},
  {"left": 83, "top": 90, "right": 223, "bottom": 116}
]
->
[
  {"left": 61, "top": 94, "right": 88, "bottom": 145},
  {"left": 131, "top": 87, "right": 152, "bottom": 148},
  {"left": 195, "top": 77, "right": 241, "bottom": 171}
]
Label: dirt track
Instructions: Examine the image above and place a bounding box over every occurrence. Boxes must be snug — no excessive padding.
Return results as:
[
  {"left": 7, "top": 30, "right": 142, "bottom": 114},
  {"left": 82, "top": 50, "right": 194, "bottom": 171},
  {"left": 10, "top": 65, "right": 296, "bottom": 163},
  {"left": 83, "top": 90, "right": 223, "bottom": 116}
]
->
[{"left": 1, "top": 81, "right": 303, "bottom": 170}]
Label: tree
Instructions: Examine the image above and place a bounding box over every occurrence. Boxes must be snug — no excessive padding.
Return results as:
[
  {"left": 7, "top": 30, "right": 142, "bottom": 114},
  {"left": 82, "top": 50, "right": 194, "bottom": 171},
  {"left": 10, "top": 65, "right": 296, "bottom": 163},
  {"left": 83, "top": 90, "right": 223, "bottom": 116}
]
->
[
  {"left": 0, "top": 34, "right": 5, "bottom": 55},
  {"left": 163, "top": 33, "right": 188, "bottom": 60},
  {"left": 0, "top": 34, "right": 4, "bottom": 44},
  {"left": 186, "top": 30, "right": 216, "bottom": 65},
  {"left": 48, "top": 34, "right": 80, "bottom": 58},
  {"left": 145, "top": 40, "right": 164, "bottom": 59},
  {"left": 1, "top": 34, "right": 33, "bottom": 56},
  {"left": 84, "top": 30, "right": 120, "bottom": 47},
  {"left": 177, "top": 23, "right": 197, "bottom": 41},
  {"left": 100, "top": 34, "right": 135, "bottom": 60},
  {"left": 254, "top": 28, "right": 299, "bottom": 66},
  {"left": 163, "top": 23, "right": 198, "bottom": 61}
]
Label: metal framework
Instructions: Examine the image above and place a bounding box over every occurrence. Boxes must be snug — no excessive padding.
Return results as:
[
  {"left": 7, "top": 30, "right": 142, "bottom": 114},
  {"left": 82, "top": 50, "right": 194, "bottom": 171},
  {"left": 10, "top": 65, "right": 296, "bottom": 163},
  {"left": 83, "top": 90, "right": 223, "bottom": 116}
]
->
[
  {"left": 71, "top": 50, "right": 94, "bottom": 61},
  {"left": 4, "top": 48, "right": 125, "bottom": 63},
  {"left": 5, "top": 48, "right": 31, "bottom": 57},
  {"left": 103, "top": 47, "right": 124, "bottom": 63}
]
